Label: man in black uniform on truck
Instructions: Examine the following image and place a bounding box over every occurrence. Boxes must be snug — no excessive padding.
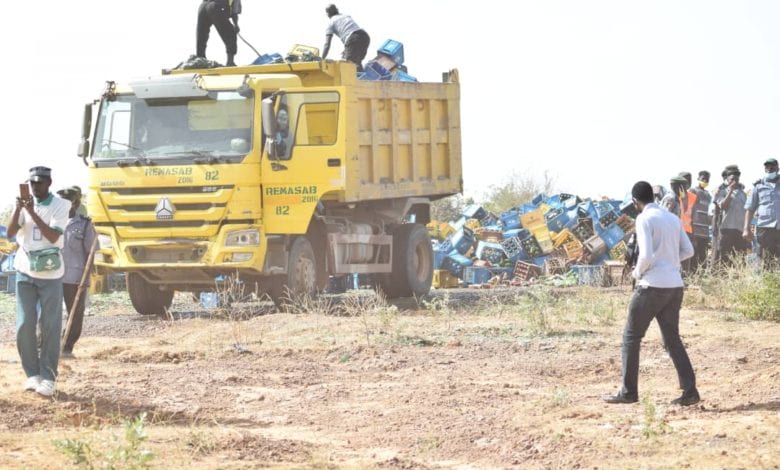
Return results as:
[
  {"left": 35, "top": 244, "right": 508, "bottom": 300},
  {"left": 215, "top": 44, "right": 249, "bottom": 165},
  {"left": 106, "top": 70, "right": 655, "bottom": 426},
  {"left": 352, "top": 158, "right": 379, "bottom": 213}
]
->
[{"left": 196, "top": 0, "right": 242, "bottom": 66}]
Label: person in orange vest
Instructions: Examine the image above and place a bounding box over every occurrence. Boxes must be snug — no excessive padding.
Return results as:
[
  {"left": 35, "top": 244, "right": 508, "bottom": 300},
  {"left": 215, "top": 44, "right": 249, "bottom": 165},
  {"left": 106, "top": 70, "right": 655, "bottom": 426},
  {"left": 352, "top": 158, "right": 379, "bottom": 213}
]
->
[
  {"left": 677, "top": 172, "right": 698, "bottom": 273},
  {"left": 689, "top": 171, "right": 712, "bottom": 271}
]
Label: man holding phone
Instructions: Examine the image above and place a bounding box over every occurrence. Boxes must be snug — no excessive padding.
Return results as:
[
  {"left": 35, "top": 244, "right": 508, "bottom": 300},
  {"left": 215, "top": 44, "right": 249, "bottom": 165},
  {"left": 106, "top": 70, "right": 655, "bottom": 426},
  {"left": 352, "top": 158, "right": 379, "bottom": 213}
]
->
[{"left": 7, "top": 166, "right": 70, "bottom": 397}]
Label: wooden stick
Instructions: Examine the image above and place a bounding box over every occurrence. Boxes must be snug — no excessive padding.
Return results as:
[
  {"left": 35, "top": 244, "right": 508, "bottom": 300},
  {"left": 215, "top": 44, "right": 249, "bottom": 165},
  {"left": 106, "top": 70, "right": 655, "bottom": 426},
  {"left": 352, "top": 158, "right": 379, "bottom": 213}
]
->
[{"left": 62, "top": 238, "right": 99, "bottom": 346}]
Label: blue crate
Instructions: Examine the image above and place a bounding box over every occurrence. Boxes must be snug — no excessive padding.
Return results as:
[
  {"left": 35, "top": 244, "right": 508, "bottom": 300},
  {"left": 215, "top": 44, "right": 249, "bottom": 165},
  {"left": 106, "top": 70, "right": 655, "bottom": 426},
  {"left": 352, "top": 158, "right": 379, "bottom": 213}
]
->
[
  {"left": 463, "top": 204, "right": 488, "bottom": 221},
  {"left": 391, "top": 69, "right": 417, "bottom": 82},
  {"left": 545, "top": 207, "right": 571, "bottom": 233},
  {"left": 463, "top": 266, "right": 492, "bottom": 285},
  {"left": 433, "top": 247, "right": 448, "bottom": 270},
  {"left": 601, "top": 223, "right": 626, "bottom": 249},
  {"left": 500, "top": 210, "right": 521, "bottom": 231},
  {"left": 252, "top": 53, "right": 284, "bottom": 65},
  {"left": 577, "top": 200, "right": 598, "bottom": 219},
  {"left": 450, "top": 227, "right": 476, "bottom": 255},
  {"left": 360, "top": 61, "right": 392, "bottom": 81},
  {"left": 532, "top": 194, "right": 546, "bottom": 205},
  {"left": 531, "top": 256, "right": 548, "bottom": 267},
  {"left": 378, "top": 39, "right": 405, "bottom": 65},
  {"left": 476, "top": 241, "right": 506, "bottom": 265},
  {"left": 520, "top": 203, "right": 538, "bottom": 214},
  {"left": 441, "top": 254, "right": 473, "bottom": 278}
]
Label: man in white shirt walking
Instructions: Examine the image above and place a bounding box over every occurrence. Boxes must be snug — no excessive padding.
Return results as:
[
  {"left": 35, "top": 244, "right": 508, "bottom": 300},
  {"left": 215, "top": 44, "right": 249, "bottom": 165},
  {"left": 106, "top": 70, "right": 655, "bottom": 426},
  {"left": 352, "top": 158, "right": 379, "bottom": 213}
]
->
[{"left": 603, "top": 181, "right": 700, "bottom": 406}]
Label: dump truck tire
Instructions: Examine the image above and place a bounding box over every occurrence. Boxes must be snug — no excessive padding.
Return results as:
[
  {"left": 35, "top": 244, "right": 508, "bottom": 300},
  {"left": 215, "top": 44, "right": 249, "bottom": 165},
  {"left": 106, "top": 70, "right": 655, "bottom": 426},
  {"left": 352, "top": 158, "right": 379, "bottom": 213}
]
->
[
  {"left": 270, "top": 236, "right": 318, "bottom": 311},
  {"left": 380, "top": 223, "right": 433, "bottom": 298},
  {"left": 127, "top": 273, "right": 174, "bottom": 316}
]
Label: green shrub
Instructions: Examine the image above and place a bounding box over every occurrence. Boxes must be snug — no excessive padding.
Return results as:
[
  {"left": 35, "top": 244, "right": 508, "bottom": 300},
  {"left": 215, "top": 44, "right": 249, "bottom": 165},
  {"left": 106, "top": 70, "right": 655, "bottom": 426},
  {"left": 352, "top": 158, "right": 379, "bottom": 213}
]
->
[{"left": 736, "top": 273, "right": 780, "bottom": 321}]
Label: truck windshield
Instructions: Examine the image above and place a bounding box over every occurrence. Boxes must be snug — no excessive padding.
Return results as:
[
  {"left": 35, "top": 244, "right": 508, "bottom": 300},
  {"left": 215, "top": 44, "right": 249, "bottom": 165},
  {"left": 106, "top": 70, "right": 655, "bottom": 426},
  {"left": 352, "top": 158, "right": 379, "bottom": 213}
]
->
[{"left": 92, "top": 91, "right": 253, "bottom": 160}]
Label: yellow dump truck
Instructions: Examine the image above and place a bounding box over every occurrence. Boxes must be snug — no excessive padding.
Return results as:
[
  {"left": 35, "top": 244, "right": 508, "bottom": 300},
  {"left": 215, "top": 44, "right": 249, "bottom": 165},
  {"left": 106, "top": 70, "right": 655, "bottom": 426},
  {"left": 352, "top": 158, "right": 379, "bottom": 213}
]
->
[{"left": 78, "top": 61, "right": 462, "bottom": 314}]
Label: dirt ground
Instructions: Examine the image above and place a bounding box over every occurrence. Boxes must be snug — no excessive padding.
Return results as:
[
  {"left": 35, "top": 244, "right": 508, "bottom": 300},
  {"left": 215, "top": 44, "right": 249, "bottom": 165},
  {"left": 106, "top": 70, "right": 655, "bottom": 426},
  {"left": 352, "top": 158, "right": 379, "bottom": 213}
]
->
[{"left": 0, "top": 286, "right": 777, "bottom": 469}]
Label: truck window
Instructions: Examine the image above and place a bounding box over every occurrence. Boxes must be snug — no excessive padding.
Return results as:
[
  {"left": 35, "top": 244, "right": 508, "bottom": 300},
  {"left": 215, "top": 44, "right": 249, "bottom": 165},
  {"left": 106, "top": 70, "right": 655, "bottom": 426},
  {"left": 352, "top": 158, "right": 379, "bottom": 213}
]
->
[
  {"left": 275, "top": 91, "right": 339, "bottom": 160},
  {"left": 92, "top": 91, "right": 254, "bottom": 161}
]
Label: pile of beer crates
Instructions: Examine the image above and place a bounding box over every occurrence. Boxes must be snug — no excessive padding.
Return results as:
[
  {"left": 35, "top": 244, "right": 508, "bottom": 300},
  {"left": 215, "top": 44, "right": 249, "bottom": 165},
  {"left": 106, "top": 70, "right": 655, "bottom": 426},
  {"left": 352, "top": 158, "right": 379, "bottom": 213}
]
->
[
  {"left": 428, "top": 193, "right": 638, "bottom": 288},
  {"left": 359, "top": 39, "right": 418, "bottom": 82}
]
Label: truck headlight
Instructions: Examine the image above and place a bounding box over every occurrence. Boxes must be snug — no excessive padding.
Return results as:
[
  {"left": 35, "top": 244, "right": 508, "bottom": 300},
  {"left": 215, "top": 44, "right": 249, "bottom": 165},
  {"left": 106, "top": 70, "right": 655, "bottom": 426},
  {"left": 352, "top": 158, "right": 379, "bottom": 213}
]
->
[
  {"left": 225, "top": 229, "right": 260, "bottom": 246},
  {"left": 97, "top": 234, "right": 113, "bottom": 249}
]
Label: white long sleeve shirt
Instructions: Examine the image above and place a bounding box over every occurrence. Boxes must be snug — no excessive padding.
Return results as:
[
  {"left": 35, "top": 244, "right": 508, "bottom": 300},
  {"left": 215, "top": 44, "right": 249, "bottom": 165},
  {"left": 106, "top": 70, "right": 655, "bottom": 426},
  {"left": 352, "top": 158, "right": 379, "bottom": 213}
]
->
[{"left": 632, "top": 203, "right": 694, "bottom": 288}]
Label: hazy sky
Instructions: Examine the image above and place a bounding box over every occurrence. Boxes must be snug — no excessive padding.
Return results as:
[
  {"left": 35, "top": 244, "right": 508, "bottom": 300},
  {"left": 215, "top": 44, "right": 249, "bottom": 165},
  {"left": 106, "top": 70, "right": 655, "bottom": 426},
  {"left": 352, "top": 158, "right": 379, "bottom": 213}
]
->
[{"left": 1, "top": 0, "right": 778, "bottom": 209}]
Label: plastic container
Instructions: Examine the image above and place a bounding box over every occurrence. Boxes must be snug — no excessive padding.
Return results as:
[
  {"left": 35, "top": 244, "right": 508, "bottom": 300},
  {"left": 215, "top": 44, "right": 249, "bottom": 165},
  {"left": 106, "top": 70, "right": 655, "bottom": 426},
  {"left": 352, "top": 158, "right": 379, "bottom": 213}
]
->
[
  {"left": 200, "top": 292, "right": 218, "bottom": 309},
  {"left": 441, "top": 253, "right": 473, "bottom": 278},
  {"left": 500, "top": 209, "right": 522, "bottom": 231},
  {"left": 476, "top": 241, "right": 506, "bottom": 264},
  {"left": 391, "top": 69, "right": 417, "bottom": 82},
  {"left": 463, "top": 266, "right": 492, "bottom": 285},
  {"left": 377, "top": 39, "right": 405, "bottom": 65},
  {"left": 450, "top": 227, "right": 476, "bottom": 255},
  {"left": 600, "top": 223, "right": 626, "bottom": 249},
  {"left": 252, "top": 53, "right": 284, "bottom": 65},
  {"left": 571, "top": 265, "right": 604, "bottom": 286}
]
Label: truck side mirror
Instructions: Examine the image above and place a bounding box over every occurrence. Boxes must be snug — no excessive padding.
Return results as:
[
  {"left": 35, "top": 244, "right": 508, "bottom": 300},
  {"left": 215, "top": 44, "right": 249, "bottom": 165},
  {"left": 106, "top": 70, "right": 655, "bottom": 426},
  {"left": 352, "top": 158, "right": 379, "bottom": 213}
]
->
[
  {"left": 77, "top": 103, "right": 92, "bottom": 159},
  {"left": 261, "top": 97, "right": 279, "bottom": 159}
]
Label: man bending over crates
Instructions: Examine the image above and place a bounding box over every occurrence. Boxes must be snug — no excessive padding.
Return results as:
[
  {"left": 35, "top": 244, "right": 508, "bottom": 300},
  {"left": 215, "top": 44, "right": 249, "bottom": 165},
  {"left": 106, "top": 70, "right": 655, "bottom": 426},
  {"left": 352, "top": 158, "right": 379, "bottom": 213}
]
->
[{"left": 322, "top": 4, "right": 370, "bottom": 72}]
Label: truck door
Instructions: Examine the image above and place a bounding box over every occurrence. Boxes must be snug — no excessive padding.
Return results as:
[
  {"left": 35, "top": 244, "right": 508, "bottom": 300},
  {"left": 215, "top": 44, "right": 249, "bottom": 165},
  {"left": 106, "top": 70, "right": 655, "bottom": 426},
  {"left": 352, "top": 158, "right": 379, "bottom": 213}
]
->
[{"left": 261, "top": 88, "right": 345, "bottom": 234}]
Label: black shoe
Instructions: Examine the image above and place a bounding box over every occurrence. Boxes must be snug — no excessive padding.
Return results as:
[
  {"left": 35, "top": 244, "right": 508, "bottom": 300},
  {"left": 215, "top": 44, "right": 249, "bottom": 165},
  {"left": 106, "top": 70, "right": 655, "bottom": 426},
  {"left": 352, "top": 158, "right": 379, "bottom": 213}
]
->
[
  {"left": 671, "top": 391, "right": 700, "bottom": 406},
  {"left": 602, "top": 392, "right": 638, "bottom": 404}
]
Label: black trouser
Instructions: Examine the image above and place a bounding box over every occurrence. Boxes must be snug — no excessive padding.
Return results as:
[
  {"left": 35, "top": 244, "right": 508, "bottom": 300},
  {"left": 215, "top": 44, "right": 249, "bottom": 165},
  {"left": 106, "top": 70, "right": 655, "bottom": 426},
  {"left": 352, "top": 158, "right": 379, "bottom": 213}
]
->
[
  {"left": 691, "top": 236, "right": 709, "bottom": 272},
  {"left": 196, "top": 0, "right": 237, "bottom": 59},
  {"left": 757, "top": 227, "right": 780, "bottom": 264},
  {"left": 620, "top": 286, "right": 696, "bottom": 398},
  {"left": 343, "top": 29, "right": 370, "bottom": 72},
  {"left": 62, "top": 283, "right": 87, "bottom": 353},
  {"left": 718, "top": 228, "right": 748, "bottom": 265}
]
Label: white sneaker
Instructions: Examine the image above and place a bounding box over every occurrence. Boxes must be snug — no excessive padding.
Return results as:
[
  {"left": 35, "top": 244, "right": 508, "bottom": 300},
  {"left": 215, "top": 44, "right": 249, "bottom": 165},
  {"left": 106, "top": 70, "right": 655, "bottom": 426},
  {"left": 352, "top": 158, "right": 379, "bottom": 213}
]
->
[
  {"left": 24, "top": 375, "right": 42, "bottom": 392},
  {"left": 35, "top": 379, "right": 56, "bottom": 397}
]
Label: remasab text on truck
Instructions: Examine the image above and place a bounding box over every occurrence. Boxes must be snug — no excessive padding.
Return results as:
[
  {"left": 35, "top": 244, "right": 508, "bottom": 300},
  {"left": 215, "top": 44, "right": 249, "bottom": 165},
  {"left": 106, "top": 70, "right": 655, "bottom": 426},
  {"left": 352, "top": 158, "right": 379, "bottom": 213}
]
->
[{"left": 78, "top": 61, "right": 462, "bottom": 314}]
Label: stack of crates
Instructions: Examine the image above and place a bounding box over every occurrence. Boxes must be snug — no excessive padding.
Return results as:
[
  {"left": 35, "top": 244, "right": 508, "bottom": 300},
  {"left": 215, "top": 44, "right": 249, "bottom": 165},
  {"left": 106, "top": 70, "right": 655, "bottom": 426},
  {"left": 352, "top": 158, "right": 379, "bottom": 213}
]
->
[{"left": 360, "top": 39, "right": 418, "bottom": 82}]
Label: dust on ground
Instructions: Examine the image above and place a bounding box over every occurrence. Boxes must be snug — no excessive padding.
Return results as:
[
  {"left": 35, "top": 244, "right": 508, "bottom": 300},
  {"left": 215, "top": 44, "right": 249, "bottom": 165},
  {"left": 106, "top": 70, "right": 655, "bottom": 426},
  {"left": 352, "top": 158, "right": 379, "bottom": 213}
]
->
[{"left": 0, "top": 287, "right": 777, "bottom": 469}]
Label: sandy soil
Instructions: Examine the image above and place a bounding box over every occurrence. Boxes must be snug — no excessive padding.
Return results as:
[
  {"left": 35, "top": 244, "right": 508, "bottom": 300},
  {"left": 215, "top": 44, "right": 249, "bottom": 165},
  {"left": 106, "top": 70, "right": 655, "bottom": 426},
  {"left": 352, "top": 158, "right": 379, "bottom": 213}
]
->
[{"left": 0, "top": 288, "right": 777, "bottom": 469}]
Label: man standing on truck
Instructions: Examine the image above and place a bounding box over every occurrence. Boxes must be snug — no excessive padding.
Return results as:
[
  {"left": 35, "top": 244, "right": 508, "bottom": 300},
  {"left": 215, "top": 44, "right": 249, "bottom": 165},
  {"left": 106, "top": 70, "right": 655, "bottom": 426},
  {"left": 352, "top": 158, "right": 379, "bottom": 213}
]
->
[
  {"left": 603, "top": 181, "right": 699, "bottom": 406},
  {"left": 8, "top": 167, "right": 70, "bottom": 397},
  {"left": 196, "top": 0, "right": 242, "bottom": 67},
  {"left": 57, "top": 186, "right": 97, "bottom": 359},
  {"left": 322, "top": 4, "right": 371, "bottom": 72}
]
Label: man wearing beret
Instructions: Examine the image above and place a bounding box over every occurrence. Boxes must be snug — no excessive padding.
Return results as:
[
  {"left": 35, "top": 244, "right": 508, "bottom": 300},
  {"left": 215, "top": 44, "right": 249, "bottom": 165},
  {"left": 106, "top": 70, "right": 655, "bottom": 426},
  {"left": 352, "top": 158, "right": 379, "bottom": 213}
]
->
[
  {"left": 57, "top": 186, "right": 97, "bottom": 358},
  {"left": 7, "top": 166, "right": 71, "bottom": 397},
  {"left": 744, "top": 158, "right": 780, "bottom": 265},
  {"left": 712, "top": 167, "right": 748, "bottom": 265},
  {"left": 661, "top": 175, "right": 689, "bottom": 217}
]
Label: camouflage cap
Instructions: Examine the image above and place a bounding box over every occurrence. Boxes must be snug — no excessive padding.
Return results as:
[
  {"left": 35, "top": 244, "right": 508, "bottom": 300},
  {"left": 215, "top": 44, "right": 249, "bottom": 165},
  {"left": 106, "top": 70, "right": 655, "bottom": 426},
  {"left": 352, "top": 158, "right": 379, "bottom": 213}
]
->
[
  {"left": 56, "top": 186, "right": 82, "bottom": 199},
  {"left": 670, "top": 175, "right": 688, "bottom": 185},
  {"left": 764, "top": 157, "right": 778, "bottom": 166}
]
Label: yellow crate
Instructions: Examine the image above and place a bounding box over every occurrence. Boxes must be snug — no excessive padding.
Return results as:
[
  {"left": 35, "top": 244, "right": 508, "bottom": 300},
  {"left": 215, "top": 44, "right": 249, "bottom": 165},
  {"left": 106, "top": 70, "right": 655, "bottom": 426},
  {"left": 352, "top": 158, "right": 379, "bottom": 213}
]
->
[
  {"left": 464, "top": 218, "right": 482, "bottom": 231},
  {"left": 520, "top": 209, "right": 545, "bottom": 230},
  {"left": 432, "top": 270, "right": 460, "bottom": 288},
  {"left": 563, "top": 239, "right": 584, "bottom": 261},
  {"left": 609, "top": 240, "right": 627, "bottom": 260},
  {"left": 440, "top": 223, "right": 455, "bottom": 239},
  {"left": 552, "top": 228, "right": 577, "bottom": 249}
]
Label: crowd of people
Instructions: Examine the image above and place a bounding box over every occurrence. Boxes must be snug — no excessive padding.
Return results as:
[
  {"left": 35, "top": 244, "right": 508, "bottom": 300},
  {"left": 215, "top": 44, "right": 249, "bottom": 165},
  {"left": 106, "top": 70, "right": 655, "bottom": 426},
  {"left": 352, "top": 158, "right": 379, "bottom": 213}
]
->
[{"left": 654, "top": 158, "right": 779, "bottom": 270}]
